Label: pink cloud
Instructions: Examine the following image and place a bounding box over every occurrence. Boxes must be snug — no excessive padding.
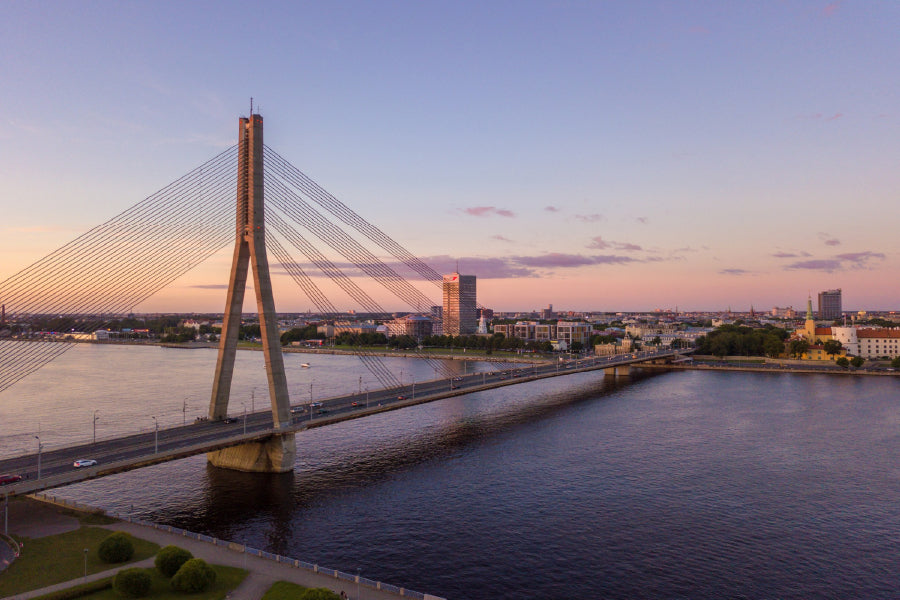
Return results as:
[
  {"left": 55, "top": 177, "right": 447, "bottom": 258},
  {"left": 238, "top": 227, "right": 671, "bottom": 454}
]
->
[
  {"left": 587, "top": 236, "right": 610, "bottom": 249},
  {"left": 575, "top": 213, "right": 603, "bottom": 223},
  {"left": 825, "top": 113, "right": 844, "bottom": 121},
  {"left": 544, "top": 206, "right": 560, "bottom": 213},
  {"left": 636, "top": 217, "right": 648, "bottom": 224},
  {"left": 822, "top": 1, "right": 841, "bottom": 17},
  {"left": 462, "top": 206, "right": 516, "bottom": 218},
  {"left": 492, "top": 235, "right": 513, "bottom": 243}
]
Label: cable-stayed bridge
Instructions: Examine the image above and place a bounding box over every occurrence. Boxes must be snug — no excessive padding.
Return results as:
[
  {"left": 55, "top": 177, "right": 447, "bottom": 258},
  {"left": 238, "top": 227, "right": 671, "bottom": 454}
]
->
[{"left": 0, "top": 113, "right": 690, "bottom": 492}]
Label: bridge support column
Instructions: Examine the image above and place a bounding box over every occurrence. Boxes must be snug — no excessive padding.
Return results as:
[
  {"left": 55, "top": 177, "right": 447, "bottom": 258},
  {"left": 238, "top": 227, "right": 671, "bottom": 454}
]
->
[
  {"left": 604, "top": 365, "right": 630, "bottom": 376},
  {"left": 207, "top": 433, "right": 296, "bottom": 473},
  {"left": 208, "top": 113, "right": 293, "bottom": 473}
]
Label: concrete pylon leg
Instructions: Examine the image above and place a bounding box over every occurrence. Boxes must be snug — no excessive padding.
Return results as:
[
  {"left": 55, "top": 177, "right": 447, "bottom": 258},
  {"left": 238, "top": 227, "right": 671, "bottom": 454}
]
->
[
  {"left": 207, "top": 113, "right": 295, "bottom": 473},
  {"left": 604, "top": 365, "right": 631, "bottom": 377}
]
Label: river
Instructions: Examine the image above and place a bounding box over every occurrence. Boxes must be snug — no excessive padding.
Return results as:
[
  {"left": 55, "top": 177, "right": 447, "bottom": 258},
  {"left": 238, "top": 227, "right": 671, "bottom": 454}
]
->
[{"left": 2, "top": 343, "right": 900, "bottom": 599}]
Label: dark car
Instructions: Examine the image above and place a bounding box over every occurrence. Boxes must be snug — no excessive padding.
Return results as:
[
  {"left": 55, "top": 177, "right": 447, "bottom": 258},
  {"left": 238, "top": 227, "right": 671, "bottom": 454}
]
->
[
  {"left": 222, "top": 417, "right": 238, "bottom": 424},
  {"left": 0, "top": 474, "right": 23, "bottom": 486}
]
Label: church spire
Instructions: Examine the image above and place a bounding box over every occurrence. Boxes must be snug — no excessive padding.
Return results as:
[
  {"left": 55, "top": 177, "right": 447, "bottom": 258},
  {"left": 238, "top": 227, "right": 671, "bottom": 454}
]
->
[{"left": 806, "top": 295, "right": 814, "bottom": 321}]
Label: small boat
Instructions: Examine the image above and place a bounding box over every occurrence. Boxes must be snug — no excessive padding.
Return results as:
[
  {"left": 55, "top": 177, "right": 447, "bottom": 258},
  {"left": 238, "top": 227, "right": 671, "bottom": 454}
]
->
[{"left": 300, "top": 363, "right": 311, "bottom": 368}]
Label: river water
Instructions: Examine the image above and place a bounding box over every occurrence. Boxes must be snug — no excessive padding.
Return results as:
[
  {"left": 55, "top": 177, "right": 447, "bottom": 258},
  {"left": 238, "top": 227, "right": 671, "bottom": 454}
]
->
[{"left": 3, "top": 344, "right": 900, "bottom": 599}]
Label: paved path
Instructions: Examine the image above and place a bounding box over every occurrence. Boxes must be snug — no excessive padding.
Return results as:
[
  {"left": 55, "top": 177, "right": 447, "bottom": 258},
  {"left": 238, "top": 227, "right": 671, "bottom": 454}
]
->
[{"left": 4, "top": 516, "right": 436, "bottom": 600}]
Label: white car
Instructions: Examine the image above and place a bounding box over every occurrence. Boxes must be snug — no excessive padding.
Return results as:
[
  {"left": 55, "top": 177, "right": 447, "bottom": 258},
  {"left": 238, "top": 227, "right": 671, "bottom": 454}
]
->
[{"left": 73, "top": 459, "right": 98, "bottom": 468}]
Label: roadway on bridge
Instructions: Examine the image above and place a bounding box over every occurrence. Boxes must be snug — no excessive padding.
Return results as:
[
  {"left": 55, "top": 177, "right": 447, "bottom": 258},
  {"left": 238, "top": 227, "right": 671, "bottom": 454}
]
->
[{"left": 0, "top": 349, "right": 685, "bottom": 496}]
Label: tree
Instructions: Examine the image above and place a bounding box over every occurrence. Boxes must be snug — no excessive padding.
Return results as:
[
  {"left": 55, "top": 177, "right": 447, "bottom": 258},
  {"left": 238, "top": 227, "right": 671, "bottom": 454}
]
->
[
  {"left": 823, "top": 340, "right": 843, "bottom": 360},
  {"left": 155, "top": 545, "right": 193, "bottom": 578},
  {"left": 171, "top": 558, "right": 216, "bottom": 593},
  {"left": 788, "top": 339, "right": 810, "bottom": 359},
  {"left": 891, "top": 356, "right": 900, "bottom": 369},
  {"left": 98, "top": 532, "right": 135, "bottom": 564},
  {"left": 836, "top": 357, "right": 849, "bottom": 368},
  {"left": 850, "top": 356, "right": 865, "bottom": 368},
  {"left": 764, "top": 336, "right": 785, "bottom": 358},
  {"left": 113, "top": 568, "right": 152, "bottom": 598}
]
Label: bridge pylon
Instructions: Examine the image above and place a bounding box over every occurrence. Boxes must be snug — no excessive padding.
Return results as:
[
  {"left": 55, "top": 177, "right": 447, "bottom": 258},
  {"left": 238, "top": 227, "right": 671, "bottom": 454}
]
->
[{"left": 207, "top": 113, "right": 296, "bottom": 473}]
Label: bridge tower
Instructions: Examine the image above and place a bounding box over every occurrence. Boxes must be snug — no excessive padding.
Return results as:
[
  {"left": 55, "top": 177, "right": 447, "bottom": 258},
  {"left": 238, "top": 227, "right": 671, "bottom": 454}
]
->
[{"left": 206, "top": 113, "right": 296, "bottom": 473}]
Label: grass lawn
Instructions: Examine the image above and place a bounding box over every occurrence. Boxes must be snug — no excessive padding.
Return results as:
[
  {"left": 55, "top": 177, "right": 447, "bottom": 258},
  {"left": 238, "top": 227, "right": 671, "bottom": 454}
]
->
[
  {"left": 0, "top": 527, "right": 159, "bottom": 597},
  {"left": 262, "top": 580, "right": 339, "bottom": 600}
]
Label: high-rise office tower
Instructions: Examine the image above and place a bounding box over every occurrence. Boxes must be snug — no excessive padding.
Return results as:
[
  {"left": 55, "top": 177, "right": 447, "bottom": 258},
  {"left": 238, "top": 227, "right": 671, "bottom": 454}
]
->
[
  {"left": 442, "top": 273, "right": 477, "bottom": 335},
  {"left": 818, "top": 289, "right": 842, "bottom": 320}
]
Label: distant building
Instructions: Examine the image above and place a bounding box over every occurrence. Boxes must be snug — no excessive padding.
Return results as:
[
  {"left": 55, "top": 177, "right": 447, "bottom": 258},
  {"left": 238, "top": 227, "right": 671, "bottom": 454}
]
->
[
  {"left": 818, "top": 289, "right": 842, "bottom": 320},
  {"left": 540, "top": 304, "right": 554, "bottom": 320},
  {"left": 442, "top": 273, "right": 477, "bottom": 335},
  {"left": 385, "top": 315, "right": 433, "bottom": 340},
  {"left": 430, "top": 306, "right": 443, "bottom": 336},
  {"left": 771, "top": 306, "right": 796, "bottom": 318}
]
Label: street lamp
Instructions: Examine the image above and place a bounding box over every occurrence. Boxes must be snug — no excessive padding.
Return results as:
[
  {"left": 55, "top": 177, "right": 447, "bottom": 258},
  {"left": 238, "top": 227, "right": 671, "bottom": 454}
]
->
[
  {"left": 243, "top": 403, "right": 247, "bottom": 435},
  {"left": 251, "top": 388, "right": 256, "bottom": 413},
  {"left": 92, "top": 410, "right": 100, "bottom": 444},
  {"left": 34, "top": 435, "right": 42, "bottom": 479},
  {"left": 358, "top": 376, "right": 362, "bottom": 395},
  {"left": 152, "top": 417, "right": 158, "bottom": 453},
  {"left": 309, "top": 382, "right": 313, "bottom": 403},
  {"left": 182, "top": 398, "right": 188, "bottom": 426}
]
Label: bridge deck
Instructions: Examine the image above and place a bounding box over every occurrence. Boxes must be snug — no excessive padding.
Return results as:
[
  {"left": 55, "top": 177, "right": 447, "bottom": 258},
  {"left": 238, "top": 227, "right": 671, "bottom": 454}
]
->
[{"left": 0, "top": 349, "right": 689, "bottom": 496}]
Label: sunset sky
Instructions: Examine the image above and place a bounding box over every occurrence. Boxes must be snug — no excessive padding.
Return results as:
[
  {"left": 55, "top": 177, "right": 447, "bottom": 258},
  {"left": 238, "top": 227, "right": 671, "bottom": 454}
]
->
[{"left": 1, "top": 1, "right": 897, "bottom": 313}]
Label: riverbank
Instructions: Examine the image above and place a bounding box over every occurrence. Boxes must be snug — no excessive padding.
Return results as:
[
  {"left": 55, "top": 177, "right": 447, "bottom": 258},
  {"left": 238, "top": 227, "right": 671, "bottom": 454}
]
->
[
  {"left": 76, "top": 339, "right": 544, "bottom": 364},
  {"left": 4, "top": 494, "right": 443, "bottom": 600}
]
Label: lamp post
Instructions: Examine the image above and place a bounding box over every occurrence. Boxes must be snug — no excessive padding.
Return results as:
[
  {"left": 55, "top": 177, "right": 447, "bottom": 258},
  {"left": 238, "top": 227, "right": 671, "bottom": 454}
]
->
[
  {"left": 358, "top": 376, "right": 362, "bottom": 395},
  {"left": 92, "top": 410, "right": 100, "bottom": 444},
  {"left": 251, "top": 388, "right": 256, "bottom": 413},
  {"left": 309, "top": 382, "right": 313, "bottom": 403},
  {"left": 182, "top": 399, "right": 188, "bottom": 425},
  {"left": 152, "top": 417, "right": 158, "bottom": 453},
  {"left": 34, "top": 435, "right": 42, "bottom": 479},
  {"left": 243, "top": 403, "right": 247, "bottom": 435}
]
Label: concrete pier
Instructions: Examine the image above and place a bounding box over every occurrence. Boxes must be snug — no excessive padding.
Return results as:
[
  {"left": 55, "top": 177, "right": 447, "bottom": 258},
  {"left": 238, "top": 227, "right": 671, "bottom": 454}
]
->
[{"left": 207, "top": 433, "right": 296, "bottom": 473}]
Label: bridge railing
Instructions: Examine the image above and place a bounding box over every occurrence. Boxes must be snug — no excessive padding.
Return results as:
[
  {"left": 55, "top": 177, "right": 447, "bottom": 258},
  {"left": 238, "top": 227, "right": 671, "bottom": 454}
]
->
[{"left": 32, "top": 493, "right": 443, "bottom": 600}]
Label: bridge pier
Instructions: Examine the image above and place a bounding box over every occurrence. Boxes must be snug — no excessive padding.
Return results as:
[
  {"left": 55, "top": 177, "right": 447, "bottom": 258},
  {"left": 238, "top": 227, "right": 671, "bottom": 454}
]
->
[
  {"left": 207, "top": 433, "right": 296, "bottom": 473},
  {"left": 604, "top": 365, "right": 630, "bottom": 376}
]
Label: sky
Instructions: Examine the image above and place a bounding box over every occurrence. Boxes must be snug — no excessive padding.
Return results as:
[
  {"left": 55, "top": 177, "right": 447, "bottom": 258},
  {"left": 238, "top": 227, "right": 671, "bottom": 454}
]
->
[{"left": 1, "top": 1, "right": 898, "bottom": 313}]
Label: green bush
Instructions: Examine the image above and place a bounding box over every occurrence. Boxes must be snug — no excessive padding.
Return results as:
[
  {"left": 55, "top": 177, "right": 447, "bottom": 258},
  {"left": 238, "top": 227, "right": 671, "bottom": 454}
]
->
[
  {"left": 98, "top": 532, "right": 135, "bottom": 564},
  {"left": 298, "top": 589, "right": 342, "bottom": 600},
  {"left": 155, "top": 545, "right": 193, "bottom": 578},
  {"left": 113, "top": 568, "right": 152, "bottom": 598},
  {"left": 171, "top": 558, "right": 217, "bottom": 593}
]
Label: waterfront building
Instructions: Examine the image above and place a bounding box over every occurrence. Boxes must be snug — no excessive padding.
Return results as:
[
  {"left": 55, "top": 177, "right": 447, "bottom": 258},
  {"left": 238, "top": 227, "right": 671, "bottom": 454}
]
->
[
  {"left": 442, "top": 273, "right": 477, "bottom": 335},
  {"left": 514, "top": 321, "right": 538, "bottom": 341},
  {"left": 430, "top": 305, "right": 443, "bottom": 336},
  {"left": 557, "top": 321, "right": 593, "bottom": 348},
  {"left": 385, "top": 315, "right": 433, "bottom": 340},
  {"left": 818, "top": 289, "right": 842, "bottom": 320},
  {"left": 856, "top": 329, "right": 900, "bottom": 359}
]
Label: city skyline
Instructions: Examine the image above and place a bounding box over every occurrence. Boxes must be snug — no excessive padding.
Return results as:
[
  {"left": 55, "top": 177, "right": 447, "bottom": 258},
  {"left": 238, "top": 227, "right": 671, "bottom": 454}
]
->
[{"left": 1, "top": 1, "right": 898, "bottom": 312}]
